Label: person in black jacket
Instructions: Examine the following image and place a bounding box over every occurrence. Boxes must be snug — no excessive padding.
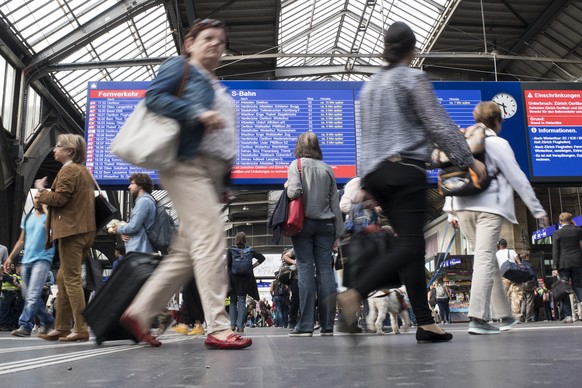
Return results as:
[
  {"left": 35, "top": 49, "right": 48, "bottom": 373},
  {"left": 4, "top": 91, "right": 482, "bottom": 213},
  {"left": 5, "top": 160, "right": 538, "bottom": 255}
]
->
[
  {"left": 552, "top": 212, "right": 582, "bottom": 323},
  {"left": 227, "top": 232, "right": 265, "bottom": 332}
]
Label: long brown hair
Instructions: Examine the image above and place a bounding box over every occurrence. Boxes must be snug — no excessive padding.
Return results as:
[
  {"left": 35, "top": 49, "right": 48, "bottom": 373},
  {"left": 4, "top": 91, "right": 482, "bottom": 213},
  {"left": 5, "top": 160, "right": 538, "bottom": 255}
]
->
[{"left": 294, "top": 132, "right": 323, "bottom": 160}]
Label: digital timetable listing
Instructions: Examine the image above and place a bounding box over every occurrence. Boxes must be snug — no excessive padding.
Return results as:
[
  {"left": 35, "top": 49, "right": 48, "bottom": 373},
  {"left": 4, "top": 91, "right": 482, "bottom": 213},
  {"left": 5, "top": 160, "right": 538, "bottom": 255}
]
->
[{"left": 84, "top": 80, "right": 582, "bottom": 187}]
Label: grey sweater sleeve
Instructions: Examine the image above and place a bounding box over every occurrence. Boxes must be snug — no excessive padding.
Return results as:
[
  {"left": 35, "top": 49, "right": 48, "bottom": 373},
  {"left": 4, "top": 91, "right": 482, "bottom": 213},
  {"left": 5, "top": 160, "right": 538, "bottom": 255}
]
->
[{"left": 410, "top": 73, "right": 474, "bottom": 170}]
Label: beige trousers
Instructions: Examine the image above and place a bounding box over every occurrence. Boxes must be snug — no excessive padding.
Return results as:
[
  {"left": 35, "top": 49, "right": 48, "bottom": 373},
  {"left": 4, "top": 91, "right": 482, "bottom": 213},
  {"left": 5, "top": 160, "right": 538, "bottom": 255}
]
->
[
  {"left": 503, "top": 278, "right": 524, "bottom": 317},
  {"left": 125, "top": 155, "right": 231, "bottom": 335},
  {"left": 455, "top": 211, "right": 512, "bottom": 320}
]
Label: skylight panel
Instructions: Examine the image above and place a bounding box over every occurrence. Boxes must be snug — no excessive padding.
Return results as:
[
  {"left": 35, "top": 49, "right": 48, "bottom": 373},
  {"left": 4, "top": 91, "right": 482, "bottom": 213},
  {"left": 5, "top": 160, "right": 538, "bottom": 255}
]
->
[
  {"left": 278, "top": 0, "right": 454, "bottom": 79},
  {"left": 73, "top": 0, "right": 117, "bottom": 25}
]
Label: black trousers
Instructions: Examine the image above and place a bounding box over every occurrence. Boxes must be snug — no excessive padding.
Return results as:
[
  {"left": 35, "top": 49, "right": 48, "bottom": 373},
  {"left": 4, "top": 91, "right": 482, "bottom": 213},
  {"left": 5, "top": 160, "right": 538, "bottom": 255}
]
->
[
  {"left": 183, "top": 278, "right": 204, "bottom": 324},
  {"left": 357, "top": 160, "right": 434, "bottom": 326},
  {"left": 288, "top": 277, "right": 299, "bottom": 327}
]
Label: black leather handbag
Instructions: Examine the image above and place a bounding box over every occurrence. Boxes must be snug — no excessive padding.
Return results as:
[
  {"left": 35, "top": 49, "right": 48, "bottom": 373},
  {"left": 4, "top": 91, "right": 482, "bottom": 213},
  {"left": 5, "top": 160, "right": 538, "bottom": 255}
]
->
[
  {"left": 551, "top": 277, "right": 572, "bottom": 301},
  {"left": 91, "top": 174, "right": 119, "bottom": 231},
  {"left": 338, "top": 228, "right": 401, "bottom": 289}
]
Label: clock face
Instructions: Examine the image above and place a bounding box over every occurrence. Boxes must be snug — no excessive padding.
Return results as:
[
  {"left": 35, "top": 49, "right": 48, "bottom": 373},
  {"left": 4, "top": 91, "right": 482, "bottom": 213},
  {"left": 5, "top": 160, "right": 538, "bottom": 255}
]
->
[{"left": 492, "top": 93, "right": 517, "bottom": 119}]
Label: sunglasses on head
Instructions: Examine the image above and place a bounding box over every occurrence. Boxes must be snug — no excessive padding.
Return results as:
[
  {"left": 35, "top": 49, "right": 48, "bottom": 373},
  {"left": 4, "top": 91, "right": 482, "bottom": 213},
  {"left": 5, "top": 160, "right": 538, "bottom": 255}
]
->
[{"left": 196, "top": 18, "right": 225, "bottom": 28}]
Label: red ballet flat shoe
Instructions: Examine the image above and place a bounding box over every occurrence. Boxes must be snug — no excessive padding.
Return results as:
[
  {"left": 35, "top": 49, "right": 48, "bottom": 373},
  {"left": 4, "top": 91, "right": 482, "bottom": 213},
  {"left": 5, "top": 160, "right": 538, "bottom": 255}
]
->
[
  {"left": 204, "top": 333, "right": 252, "bottom": 349},
  {"left": 120, "top": 313, "right": 161, "bottom": 347}
]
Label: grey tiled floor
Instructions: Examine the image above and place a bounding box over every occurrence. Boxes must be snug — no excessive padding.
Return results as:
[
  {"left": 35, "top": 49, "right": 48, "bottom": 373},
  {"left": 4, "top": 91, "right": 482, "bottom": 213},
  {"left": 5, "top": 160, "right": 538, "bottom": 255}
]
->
[{"left": 0, "top": 321, "right": 580, "bottom": 387}]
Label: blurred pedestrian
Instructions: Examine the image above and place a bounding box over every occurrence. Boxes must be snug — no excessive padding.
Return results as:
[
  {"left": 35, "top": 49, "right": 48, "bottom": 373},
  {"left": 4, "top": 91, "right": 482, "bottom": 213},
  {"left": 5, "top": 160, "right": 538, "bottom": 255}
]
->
[{"left": 120, "top": 18, "right": 251, "bottom": 349}]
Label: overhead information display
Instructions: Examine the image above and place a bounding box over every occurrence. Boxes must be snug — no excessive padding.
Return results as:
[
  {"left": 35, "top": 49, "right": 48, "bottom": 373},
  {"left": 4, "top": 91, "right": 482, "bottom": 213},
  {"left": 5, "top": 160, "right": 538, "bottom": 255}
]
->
[
  {"left": 85, "top": 83, "right": 148, "bottom": 182},
  {"left": 85, "top": 80, "right": 549, "bottom": 188},
  {"left": 523, "top": 84, "right": 582, "bottom": 183},
  {"left": 230, "top": 86, "right": 357, "bottom": 184}
]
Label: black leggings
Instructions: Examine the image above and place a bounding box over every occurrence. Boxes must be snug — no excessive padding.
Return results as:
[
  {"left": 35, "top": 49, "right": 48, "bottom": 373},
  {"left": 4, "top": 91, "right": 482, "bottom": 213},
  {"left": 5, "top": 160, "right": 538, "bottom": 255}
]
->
[
  {"left": 356, "top": 160, "right": 434, "bottom": 326},
  {"left": 183, "top": 278, "right": 204, "bottom": 324}
]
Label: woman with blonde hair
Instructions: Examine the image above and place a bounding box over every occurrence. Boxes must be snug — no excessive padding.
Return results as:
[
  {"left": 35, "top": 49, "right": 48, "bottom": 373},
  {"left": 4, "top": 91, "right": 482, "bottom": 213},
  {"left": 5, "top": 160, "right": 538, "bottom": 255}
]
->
[{"left": 445, "top": 101, "right": 548, "bottom": 334}]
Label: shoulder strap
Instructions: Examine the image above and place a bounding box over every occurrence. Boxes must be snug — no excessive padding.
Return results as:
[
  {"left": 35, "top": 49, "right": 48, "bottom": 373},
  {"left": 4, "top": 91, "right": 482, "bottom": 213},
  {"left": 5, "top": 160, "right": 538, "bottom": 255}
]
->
[
  {"left": 296, "top": 158, "right": 303, "bottom": 189},
  {"left": 24, "top": 210, "right": 34, "bottom": 226},
  {"left": 175, "top": 57, "right": 191, "bottom": 97}
]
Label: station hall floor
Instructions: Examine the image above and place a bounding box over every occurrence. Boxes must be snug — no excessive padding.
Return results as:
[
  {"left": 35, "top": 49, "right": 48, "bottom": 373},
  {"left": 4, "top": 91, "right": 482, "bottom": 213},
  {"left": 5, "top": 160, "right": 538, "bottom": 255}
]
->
[{"left": 0, "top": 321, "right": 581, "bottom": 388}]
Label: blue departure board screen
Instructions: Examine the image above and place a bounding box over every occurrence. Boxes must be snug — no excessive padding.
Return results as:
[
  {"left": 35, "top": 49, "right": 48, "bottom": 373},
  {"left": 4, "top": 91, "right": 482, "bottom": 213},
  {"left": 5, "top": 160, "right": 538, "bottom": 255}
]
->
[
  {"left": 227, "top": 82, "right": 358, "bottom": 185},
  {"left": 85, "top": 81, "right": 532, "bottom": 188}
]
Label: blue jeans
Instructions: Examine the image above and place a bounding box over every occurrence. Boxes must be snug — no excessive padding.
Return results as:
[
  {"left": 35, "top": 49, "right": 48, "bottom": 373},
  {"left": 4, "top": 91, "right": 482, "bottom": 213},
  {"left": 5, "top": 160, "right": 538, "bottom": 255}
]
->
[
  {"left": 436, "top": 299, "right": 450, "bottom": 323},
  {"left": 273, "top": 295, "right": 289, "bottom": 327},
  {"left": 292, "top": 218, "right": 337, "bottom": 333},
  {"left": 229, "top": 294, "right": 247, "bottom": 330},
  {"left": 20, "top": 260, "right": 54, "bottom": 331},
  {"left": 558, "top": 267, "right": 582, "bottom": 318}
]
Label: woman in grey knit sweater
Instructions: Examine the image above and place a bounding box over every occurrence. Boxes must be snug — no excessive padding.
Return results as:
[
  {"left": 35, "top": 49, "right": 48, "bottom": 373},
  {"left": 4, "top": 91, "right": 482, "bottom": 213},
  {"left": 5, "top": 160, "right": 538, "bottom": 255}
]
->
[{"left": 337, "top": 21, "right": 486, "bottom": 343}]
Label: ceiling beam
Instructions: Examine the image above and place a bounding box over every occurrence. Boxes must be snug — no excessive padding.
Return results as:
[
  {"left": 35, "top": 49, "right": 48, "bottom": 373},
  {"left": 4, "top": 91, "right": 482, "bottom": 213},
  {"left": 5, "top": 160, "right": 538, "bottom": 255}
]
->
[
  {"left": 28, "top": 0, "right": 162, "bottom": 69},
  {"left": 275, "top": 65, "right": 378, "bottom": 78},
  {"left": 496, "top": 0, "right": 570, "bottom": 73},
  {"left": 37, "top": 51, "right": 582, "bottom": 75},
  {"left": 183, "top": 0, "right": 199, "bottom": 26}
]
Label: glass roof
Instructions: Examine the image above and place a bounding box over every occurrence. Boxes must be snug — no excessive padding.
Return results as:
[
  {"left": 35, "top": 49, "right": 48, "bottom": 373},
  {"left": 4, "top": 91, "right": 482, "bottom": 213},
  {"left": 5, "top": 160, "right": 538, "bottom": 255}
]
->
[
  {"left": 0, "top": 0, "right": 453, "bottom": 112},
  {"left": 278, "top": 0, "right": 453, "bottom": 80},
  {"left": 0, "top": 0, "right": 176, "bottom": 112}
]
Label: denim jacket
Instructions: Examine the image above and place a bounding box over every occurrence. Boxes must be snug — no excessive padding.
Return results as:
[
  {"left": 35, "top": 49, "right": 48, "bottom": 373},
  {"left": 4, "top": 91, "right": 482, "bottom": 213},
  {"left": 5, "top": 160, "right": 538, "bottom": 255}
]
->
[
  {"left": 117, "top": 193, "right": 156, "bottom": 253},
  {"left": 145, "top": 56, "right": 215, "bottom": 160}
]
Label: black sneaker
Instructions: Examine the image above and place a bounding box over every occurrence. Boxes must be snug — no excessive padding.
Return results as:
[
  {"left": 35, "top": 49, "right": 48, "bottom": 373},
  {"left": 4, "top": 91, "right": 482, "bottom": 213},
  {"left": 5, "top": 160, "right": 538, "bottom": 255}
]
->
[
  {"left": 288, "top": 330, "right": 313, "bottom": 337},
  {"left": 320, "top": 330, "right": 334, "bottom": 336}
]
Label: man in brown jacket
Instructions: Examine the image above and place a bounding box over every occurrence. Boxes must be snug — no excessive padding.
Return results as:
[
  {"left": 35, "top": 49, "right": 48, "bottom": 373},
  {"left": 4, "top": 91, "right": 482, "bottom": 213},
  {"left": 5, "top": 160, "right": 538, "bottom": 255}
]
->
[{"left": 36, "top": 134, "right": 96, "bottom": 342}]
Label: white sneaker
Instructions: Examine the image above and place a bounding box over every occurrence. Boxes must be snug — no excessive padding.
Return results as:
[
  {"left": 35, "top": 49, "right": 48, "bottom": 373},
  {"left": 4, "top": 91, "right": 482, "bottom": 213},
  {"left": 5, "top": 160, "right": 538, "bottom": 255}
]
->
[{"left": 562, "top": 316, "right": 573, "bottom": 324}]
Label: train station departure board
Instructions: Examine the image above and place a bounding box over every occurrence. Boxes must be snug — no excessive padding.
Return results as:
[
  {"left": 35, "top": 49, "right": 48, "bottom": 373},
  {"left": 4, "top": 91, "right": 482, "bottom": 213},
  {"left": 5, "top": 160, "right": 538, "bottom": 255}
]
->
[{"left": 85, "top": 80, "right": 493, "bottom": 187}]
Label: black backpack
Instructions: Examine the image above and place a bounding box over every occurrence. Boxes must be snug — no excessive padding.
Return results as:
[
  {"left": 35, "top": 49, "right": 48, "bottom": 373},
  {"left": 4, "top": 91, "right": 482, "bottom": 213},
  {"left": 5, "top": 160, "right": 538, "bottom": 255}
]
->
[
  {"left": 144, "top": 196, "right": 176, "bottom": 254},
  {"left": 432, "top": 123, "right": 495, "bottom": 197}
]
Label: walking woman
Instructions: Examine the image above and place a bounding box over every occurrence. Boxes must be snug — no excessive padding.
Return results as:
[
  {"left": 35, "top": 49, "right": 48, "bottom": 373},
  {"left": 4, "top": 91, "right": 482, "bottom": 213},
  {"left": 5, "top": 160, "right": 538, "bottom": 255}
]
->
[
  {"left": 35, "top": 134, "right": 96, "bottom": 342},
  {"left": 446, "top": 102, "right": 548, "bottom": 335},
  {"left": 120, "top": 19, "right": 251, "bottom": 349},
  {"left": 337, "top": 21, "right": 486, "bottom": 343}
]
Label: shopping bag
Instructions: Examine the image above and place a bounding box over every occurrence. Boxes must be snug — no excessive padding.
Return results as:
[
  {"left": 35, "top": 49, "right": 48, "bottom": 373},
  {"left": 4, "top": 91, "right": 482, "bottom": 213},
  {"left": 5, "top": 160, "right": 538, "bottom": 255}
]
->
[
  {"left": 110, "top": 57, "right": 190, "bottom": 170},
  {"left": 110, "top": 101, "right": 180, "bottom": 170}
]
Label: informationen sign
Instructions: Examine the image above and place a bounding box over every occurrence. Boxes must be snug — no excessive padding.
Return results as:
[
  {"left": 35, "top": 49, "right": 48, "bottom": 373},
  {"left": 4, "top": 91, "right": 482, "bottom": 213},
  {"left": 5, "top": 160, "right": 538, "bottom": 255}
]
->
[{"left": 523, "top": 83, "right": 582, "bottom": 183}]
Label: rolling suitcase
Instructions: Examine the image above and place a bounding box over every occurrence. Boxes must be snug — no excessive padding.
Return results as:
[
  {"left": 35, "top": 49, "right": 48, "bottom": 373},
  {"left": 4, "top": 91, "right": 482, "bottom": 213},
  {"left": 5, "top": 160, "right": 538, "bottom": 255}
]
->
[{"left": 83, "top": 251, "right": 163, "bottom": 345}]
